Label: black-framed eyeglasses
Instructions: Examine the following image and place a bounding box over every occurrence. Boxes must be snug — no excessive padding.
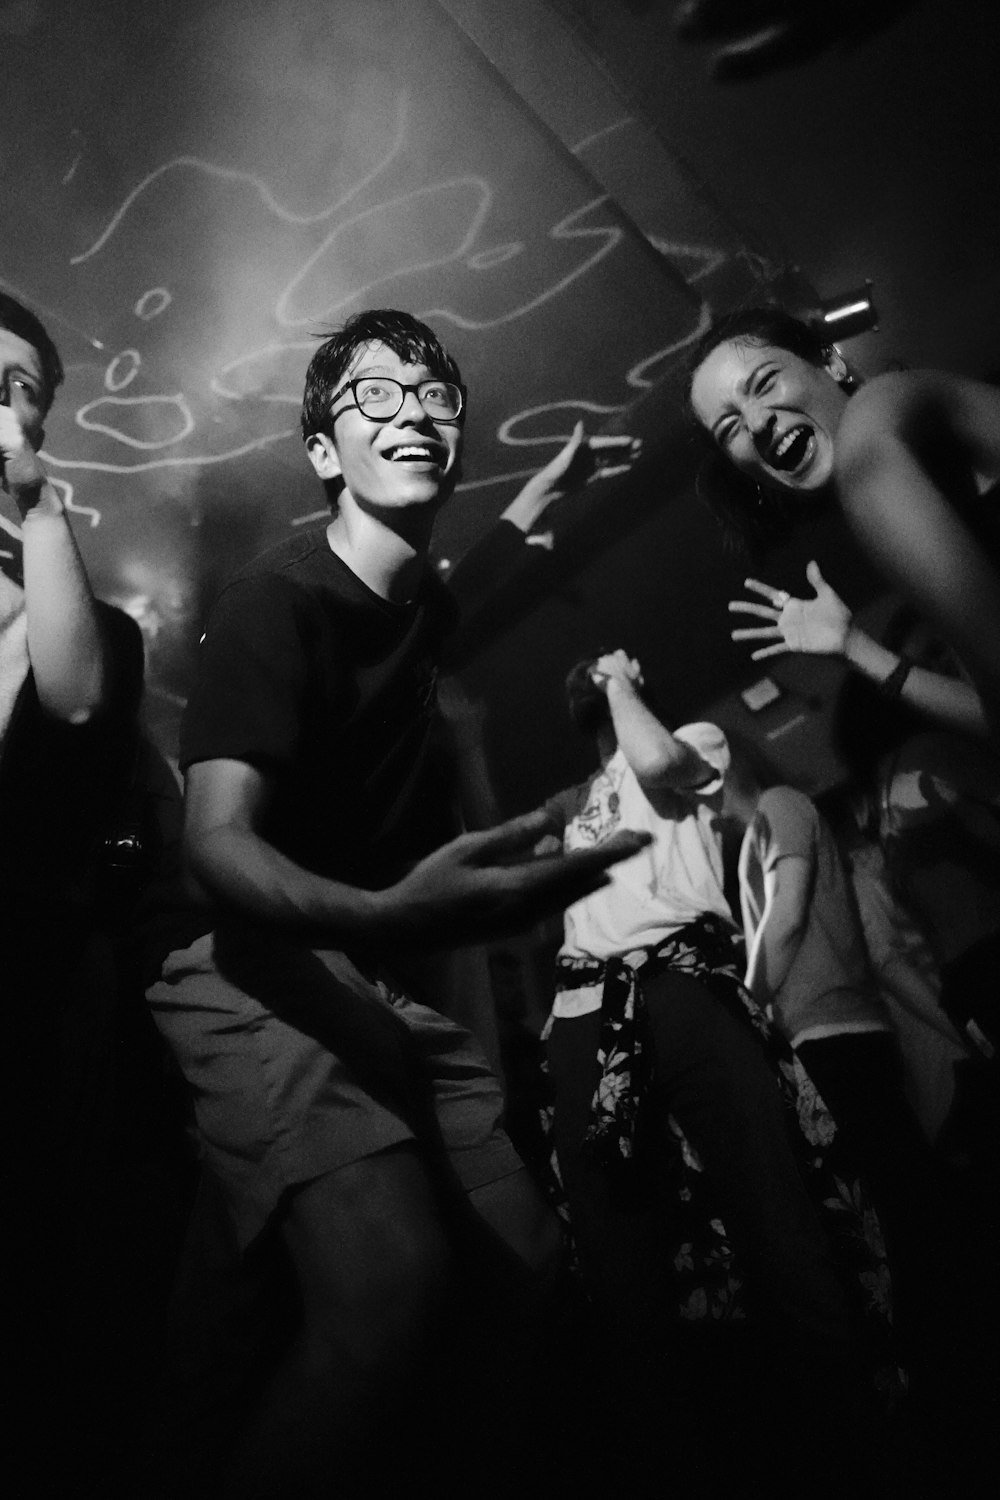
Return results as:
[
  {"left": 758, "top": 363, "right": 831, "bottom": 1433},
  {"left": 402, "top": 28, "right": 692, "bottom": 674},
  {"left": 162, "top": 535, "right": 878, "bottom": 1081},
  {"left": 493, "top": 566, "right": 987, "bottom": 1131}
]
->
[{"left": 328, "top": 376, "right": 465, "bottom": 425}]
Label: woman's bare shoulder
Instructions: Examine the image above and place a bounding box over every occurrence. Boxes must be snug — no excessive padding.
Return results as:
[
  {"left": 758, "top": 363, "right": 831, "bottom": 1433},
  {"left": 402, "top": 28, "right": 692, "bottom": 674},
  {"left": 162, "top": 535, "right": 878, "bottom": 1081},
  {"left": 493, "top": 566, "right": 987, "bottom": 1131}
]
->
[
  {"left": 838, "top": 368, "right": 1000, "bottom": 473},
  {"left": 841, "top": 369, "right": 948, "bottom": 439}
]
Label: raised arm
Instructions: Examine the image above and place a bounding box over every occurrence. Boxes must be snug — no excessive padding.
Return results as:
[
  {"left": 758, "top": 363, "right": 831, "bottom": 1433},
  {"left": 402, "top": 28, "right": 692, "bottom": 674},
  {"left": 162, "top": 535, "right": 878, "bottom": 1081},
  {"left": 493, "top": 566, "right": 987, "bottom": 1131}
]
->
[
  {"left": 2, "top": 402, "right": 113, "bottom": 723},
  {"left": 835, "top": 370, "right": 1000, "bottom": 741},
  {"left": 590, "top": 649, "right": 715, "bottom": 798},
  {"left": 183, "top": 757, "right": 650, "bottom": 949},
  {"left": 443, "top": 425, "right": 640, "bottom": 667},
  {"left": 730, "top": 561, "right": 988, "bottom": 738},
  {"left": 499, "top": 421, "right": 641, "bottom": 535}
]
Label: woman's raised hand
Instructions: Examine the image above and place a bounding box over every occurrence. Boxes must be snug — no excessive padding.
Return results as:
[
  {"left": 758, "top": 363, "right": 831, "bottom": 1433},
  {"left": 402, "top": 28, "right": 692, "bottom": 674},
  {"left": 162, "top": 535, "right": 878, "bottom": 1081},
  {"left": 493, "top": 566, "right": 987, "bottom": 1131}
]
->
[{"left": 728, "top": 560, "right": 852, "bottom": 661}]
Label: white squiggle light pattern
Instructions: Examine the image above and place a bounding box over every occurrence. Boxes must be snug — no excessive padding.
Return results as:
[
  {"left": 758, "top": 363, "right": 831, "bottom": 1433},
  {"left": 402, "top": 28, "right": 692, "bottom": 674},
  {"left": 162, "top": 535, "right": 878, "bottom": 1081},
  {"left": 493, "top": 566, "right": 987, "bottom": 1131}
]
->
[
  {"left": 210, "top": 341, "right": 317, "bottom": 402},
  {"left": 626, "top": 302, "right": 713, "bottom": 391},
  {"left": 646, "top": 238, "right": 728, "bottom": 283},
  {"left": 42, "top": 429, "right": 294, "bottom": 475},
  {"left": 467, "top": 242, "right": 523, "bottom": 271},
  {"left": 105, "top": 350, "right": 141, "bottom": 392},
  {"left": 47, "top": 475, "right": 100, "bottom": 530},
  {"left": 76, "top": 393, "right": 195, "bottom": 449},
  {"left": 454, "top": 467, "right": 543, "bottom": 492},
  {"left": 422, "top": 197, "right": 622, "bottom": 332},
  {"left": 135, "top": 287, "right": 172, "bottom": 320},
  {"left": 498, "top": 400, "right": 626, "bottom": 447},
  {"left": 55, "top": 94, "right": 726, "bottom": 503},
  {"left": 275, "top": 177, "right": 493, "bottom": 326},
  {"left": 70, "top": 93, "right": 410, "bottom": 265},
  {"left": 62, "top": 153, "right": 82, "bottom": 185},
  {"left": 570, "top": 118, "right": 635, "bottom": 157}
]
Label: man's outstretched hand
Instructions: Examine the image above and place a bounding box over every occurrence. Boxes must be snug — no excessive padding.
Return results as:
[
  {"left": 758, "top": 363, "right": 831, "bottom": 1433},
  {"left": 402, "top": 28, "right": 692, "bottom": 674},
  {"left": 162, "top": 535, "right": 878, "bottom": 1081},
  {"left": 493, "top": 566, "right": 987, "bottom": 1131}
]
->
[
  {"left": 378, "top": 808, "right": 650, "bottom": 946},
  {"left": 501, "top": 422, "right": 642, "bottom": 535}
]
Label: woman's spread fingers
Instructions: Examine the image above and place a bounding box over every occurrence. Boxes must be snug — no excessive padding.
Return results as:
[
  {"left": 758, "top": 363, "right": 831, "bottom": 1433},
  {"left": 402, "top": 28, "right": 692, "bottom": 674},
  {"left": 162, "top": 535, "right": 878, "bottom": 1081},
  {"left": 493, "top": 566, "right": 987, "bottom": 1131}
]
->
[
  {"left": 731, "top": 625, "right": 779, "bottom": 641},
  {"left": 728, "top": 600, "right": 778, "bottom": 619},
  {"left": 751, "top": 643, "right": 788, "bottom": 660},
  {"left": 743, "top": 577, "right": 791, "bottom": 607}
]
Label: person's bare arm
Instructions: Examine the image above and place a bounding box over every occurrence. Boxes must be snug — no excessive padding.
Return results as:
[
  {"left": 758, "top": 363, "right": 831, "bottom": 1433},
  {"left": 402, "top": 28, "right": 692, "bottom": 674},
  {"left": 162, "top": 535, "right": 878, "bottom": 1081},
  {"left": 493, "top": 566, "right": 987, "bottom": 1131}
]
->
[
  {"left": 835, "top": 370, "right": 1000, "bottom": 740},
  {"left": 591, "top": 649, "right": 715, "bottom": 797},
  {"left": 499, "top": 422, "right": 641, "bottom": 534},
  {"left": 730, "top": 562, "right": 989, "bottom": 737},
  {"left": 744, "top": 852, "right": 811, "bottom": 1005},
  {"left": 183, "top": 758, "right": 650, "bottom": 948},
  {"left": 2, "top": 403, "right": 112, "bottom": 722}
]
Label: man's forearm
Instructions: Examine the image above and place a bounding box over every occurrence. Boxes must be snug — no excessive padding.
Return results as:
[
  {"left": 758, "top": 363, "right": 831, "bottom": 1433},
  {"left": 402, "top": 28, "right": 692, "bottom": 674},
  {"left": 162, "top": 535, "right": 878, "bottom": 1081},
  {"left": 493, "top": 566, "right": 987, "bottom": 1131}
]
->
[
  {"left": 21, "top": 484, "right": 111, "bottom": 721},
  {"left": 186, "top": 823, "right": 387, "bottom": 944},
  {"left": 606, "top": 680, "right": 704, "bottom": 787}
]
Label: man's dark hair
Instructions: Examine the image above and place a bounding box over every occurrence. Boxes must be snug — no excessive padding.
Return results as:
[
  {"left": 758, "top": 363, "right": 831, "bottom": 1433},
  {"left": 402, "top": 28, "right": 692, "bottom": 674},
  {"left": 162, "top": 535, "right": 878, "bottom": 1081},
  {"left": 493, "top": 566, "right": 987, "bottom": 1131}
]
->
[
  {"left": 0, "top": 292, "right": 64, "bottom": 414},
  {"left": 684, "top": 305, "right": 855, "bottom": 555},
  {"left": 300, "top": 308, "right": 464, "bottom": 441},
  {"left": 565, "top": 658, "right": 611, "bottom": 736}
]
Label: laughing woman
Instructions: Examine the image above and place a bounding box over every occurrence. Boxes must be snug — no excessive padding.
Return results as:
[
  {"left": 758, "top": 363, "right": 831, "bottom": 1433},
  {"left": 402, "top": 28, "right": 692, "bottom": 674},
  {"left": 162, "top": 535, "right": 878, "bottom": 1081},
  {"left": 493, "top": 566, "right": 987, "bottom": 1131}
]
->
[{"left": 686, "top": 308, "right": 1000, "bottom": 743}]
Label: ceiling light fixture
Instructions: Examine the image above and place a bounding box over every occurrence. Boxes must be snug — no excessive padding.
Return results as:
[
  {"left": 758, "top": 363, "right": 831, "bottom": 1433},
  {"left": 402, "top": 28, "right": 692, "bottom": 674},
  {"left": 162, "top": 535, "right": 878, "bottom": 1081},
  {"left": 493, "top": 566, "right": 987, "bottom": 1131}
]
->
[{"left": 812, "top": 280, "right": 878, "bottom": 341}]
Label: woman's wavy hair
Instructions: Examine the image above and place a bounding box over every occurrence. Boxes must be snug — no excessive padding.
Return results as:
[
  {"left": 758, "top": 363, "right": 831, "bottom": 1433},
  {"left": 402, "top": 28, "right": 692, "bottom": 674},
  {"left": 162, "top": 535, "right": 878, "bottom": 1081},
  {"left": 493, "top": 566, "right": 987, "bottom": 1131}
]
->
[{"left": 684, "top": 306, "right": 858, "bottom": 556}]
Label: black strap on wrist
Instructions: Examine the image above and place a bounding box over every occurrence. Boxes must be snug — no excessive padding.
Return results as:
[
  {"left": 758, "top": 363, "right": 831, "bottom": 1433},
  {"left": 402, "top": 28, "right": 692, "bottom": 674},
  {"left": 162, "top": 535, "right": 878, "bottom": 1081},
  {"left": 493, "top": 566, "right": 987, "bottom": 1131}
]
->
[{"left": 878, "top": 654, "right": 914, "bottom": 699}]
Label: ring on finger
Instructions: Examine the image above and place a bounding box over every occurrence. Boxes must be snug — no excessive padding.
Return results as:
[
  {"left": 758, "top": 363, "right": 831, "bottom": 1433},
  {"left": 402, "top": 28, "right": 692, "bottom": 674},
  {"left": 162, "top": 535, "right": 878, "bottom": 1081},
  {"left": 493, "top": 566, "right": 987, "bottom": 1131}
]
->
[{"left": 772, "top": 590, "right": 791, "bottom": 609}]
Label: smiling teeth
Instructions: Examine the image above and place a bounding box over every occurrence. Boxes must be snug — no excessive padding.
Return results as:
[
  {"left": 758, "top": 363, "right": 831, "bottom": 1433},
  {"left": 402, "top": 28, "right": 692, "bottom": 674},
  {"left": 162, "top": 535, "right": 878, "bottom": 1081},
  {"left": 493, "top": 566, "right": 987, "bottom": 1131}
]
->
[
  {"left": 391, "top": 446, "right": 434, "bottom": 460},
  {"left": 775, "top": 428, "right": 806, "bottom": 458}
]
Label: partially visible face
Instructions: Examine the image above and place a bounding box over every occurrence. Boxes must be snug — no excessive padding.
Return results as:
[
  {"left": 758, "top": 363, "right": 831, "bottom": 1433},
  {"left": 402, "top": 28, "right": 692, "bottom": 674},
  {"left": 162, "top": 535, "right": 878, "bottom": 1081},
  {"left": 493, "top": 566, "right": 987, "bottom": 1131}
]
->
[
  {"left": 690, "top": 338, "right": 850, "bottom": 495},
  {"left": 307, "top": 341, "right": 462, "bottom": 514},
  {"left": 0, "top": 328, "right": 48, "bottom": 451}
]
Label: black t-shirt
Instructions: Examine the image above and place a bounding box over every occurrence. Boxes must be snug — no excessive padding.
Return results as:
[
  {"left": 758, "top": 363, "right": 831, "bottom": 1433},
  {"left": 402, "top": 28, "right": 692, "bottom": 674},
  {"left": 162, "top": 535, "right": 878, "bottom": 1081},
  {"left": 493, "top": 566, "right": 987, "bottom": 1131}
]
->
[
  {"left": 180, "top": 526, "right": 460, "bottom": 892},
  {"left": 0, "top": 601, "right": 144, "bottom": 920}
]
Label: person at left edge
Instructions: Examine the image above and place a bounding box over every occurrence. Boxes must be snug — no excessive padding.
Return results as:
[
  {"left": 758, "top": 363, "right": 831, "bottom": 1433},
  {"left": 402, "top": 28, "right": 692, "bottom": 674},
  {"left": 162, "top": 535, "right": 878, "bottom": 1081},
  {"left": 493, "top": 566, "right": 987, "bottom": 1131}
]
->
[{"left": 2, "top": 291, "right": 144, "bottom": 1484}]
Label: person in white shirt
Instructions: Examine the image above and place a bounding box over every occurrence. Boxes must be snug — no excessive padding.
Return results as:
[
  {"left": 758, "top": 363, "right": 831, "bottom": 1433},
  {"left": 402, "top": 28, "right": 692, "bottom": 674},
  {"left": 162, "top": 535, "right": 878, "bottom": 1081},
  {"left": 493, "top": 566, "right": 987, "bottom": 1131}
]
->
[{"left": 541, "top": 649, "right": 889, "bottom": 1488}]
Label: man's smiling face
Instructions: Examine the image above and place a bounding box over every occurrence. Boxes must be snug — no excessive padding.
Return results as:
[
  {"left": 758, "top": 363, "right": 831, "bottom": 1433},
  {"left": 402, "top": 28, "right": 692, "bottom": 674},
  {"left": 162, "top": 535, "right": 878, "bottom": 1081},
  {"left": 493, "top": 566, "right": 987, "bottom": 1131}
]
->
[{"left": 308, "top": 341, "right": 463, "bottom": 515}]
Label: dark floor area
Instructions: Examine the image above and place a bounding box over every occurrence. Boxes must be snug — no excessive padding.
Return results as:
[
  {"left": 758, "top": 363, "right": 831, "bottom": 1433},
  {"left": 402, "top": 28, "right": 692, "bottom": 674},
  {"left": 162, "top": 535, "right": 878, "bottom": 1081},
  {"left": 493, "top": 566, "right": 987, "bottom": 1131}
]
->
[{"left": 12, "top": 999, "right": 1000, "bottom": 1500}]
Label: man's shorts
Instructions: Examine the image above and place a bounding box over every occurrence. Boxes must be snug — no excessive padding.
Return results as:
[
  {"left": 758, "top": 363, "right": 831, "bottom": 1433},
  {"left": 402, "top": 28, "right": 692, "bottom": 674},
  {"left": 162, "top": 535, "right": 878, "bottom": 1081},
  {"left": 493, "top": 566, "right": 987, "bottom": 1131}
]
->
[{"left": 147, "top": 930, "right": 524, "bottom": 1249}]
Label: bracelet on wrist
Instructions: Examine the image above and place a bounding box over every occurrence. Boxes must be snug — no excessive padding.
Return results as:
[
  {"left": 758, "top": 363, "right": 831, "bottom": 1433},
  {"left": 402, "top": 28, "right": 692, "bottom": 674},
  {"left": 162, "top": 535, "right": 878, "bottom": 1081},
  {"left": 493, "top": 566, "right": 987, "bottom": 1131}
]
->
[{"left": 878, "top": 654, "right": 914, "bottom": 700}]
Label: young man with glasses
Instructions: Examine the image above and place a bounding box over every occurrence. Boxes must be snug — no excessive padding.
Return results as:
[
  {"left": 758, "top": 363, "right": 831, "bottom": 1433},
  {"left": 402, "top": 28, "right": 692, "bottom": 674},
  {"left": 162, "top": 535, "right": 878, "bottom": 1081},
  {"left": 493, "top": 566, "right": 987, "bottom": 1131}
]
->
[{"left": 145, "top": 309, "right": 646, "bottom": 1497}]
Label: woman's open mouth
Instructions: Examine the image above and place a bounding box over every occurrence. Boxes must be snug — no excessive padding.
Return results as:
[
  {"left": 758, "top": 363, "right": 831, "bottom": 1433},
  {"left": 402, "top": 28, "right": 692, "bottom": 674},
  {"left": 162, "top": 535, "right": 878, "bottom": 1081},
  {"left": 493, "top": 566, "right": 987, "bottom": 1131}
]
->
[{"left": 767, "top": 424, "right": 814, "bottom": 473}]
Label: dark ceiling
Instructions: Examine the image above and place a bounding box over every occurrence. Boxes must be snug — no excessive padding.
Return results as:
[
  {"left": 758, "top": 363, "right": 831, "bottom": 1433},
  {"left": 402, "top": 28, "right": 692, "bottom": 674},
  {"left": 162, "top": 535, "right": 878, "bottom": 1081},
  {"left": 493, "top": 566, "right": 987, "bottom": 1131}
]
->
[{"left": 2, "top": 0, "right": 997, "bottom": 806}]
